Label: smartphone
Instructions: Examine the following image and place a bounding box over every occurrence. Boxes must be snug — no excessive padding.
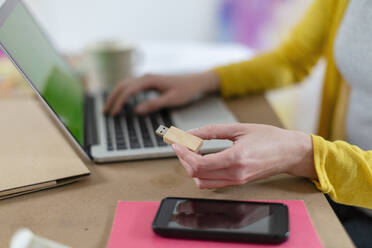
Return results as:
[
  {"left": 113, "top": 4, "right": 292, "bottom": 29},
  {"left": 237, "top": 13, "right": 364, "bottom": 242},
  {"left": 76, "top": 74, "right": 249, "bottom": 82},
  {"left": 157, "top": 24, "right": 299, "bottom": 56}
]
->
[{"left": 152, "top": 197, "right": 289, "bottom": 244}]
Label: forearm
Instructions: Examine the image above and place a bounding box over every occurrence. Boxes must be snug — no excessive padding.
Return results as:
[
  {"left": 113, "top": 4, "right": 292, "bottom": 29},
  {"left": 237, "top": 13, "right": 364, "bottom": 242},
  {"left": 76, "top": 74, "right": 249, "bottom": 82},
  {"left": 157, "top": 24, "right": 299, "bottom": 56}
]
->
[
  {"left": 213, "top": 52, "right": 300, "bottom": 98},
  {"left": 213, "top": 0, "right": 332, "bottom": 98},
  {"left": 196, "top": 71, "right": 221, "bottom": 94},
  {"left": 311, "top": 135, "right": 372, "bottom": 209}
]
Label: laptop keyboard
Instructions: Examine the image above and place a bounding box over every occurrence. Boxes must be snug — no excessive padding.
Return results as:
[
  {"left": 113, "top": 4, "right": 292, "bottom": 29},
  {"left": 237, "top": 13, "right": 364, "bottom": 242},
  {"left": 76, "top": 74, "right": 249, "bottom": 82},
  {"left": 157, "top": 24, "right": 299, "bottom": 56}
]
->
[{"left": 104, "top": 92, "right": 173, "bottom": 151}]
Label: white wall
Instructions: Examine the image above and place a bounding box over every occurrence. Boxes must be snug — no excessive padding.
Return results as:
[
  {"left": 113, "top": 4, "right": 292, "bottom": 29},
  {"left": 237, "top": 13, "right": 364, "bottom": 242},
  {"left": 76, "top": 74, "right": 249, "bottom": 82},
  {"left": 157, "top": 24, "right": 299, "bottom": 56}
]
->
[{"left": 22, "top": 0, "right": 221, "bottom": 53}]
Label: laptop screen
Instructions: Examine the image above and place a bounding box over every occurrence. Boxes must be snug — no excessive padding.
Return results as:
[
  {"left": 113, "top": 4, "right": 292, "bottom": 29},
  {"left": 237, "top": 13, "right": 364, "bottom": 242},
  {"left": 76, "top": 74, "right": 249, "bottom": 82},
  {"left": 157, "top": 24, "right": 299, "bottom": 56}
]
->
[{"left": 0, "top": 1, "right": 84, "bottom": 145}]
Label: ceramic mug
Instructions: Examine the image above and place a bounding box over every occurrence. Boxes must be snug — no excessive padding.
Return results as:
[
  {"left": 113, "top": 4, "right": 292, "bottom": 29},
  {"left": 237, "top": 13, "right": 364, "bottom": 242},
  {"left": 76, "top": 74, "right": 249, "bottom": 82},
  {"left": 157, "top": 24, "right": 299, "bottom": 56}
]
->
[{"left": 86, "top": 40, "right": 141, "bottom": 90}]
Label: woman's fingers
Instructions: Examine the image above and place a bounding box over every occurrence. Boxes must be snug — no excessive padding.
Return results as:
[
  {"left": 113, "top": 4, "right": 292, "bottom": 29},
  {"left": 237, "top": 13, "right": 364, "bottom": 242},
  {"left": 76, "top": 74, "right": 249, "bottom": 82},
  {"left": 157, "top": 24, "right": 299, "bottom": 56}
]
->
[
  {"left": 135, "top": 92, "right": 175, "bottom": 114},
  {"left": 176, "top": 147, "right": 246, "bottom": 181},
  {"left": 105, "top": 75, "right": 161, "bottom": 115},
  {"left": 188, "top": 167, "right": 243, "bottom": 181},
  {"left": 178, "top": 157, "right": 194, "bottom": 176},
  {"left": 104, "top": 83, "right": 127, "bottom": 112},
  {"left": 172, "top": 144, "right": 236, "bottom": 172},
  {"left": 110, "top": 82, "right": 152, "bottom": 115},
  {"left": 189, "top": 123, "right": 246, "bottom": 141},
  {"left": 193, "top": 178, "right": 247, "bottom": 189}
]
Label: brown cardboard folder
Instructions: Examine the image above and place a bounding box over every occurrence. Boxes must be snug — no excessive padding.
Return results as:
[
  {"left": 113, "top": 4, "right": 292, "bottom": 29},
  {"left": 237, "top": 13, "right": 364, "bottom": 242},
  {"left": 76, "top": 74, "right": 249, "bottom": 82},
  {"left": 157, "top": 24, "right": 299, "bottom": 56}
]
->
[{"left": 0, "top": 96, "right": 90, "bottom": 199}]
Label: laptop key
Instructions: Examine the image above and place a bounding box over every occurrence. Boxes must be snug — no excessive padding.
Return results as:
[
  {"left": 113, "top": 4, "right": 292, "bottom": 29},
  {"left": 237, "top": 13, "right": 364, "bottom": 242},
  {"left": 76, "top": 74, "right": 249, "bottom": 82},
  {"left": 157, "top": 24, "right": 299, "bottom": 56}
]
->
[
  {"left": 114, "top": 116, "right": 127, "bottom": 150},
  {"left": 138, "top": 116, "right": 154, "bottom": 148},
  {"left": 126, "top": 117, "right": 141, "bottom": 149},
  {"left": 121, "top": 103, "right": 140, "bottom": 149},
  {"left": 160, "top": 109, "right": 173, "bottom": 127},
  {"left": 105, "top": 115, "right": 114, "bottom": 151},
  {"left": 129, "top": 131, "right": 140, "bottom": 149}
]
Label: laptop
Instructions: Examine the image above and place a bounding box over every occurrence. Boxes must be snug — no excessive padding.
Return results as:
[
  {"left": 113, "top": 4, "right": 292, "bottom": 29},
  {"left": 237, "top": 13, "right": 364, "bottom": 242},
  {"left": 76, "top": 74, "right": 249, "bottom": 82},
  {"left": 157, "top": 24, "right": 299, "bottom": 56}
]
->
[{"left": 0, "top": 0, "right": 237, "bottom": 163}]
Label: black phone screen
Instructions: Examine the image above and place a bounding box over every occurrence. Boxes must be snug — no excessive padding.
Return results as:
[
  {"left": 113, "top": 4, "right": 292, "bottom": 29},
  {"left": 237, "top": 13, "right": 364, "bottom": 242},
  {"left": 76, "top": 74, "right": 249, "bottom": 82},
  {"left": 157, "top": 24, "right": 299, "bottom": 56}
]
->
[
  {"left": 168, "top": 199, "right": 272, "bottom": 233},
  {"left": 153, "top": 197, "right": 289, "bottom": 244}
]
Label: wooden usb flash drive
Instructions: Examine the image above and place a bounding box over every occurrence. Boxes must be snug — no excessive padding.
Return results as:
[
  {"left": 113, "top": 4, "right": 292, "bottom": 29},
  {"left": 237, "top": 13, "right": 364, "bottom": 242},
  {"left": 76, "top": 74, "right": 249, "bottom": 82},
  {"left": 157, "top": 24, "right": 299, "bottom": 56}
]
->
[{"left": 155, "top": 125, "right": 203, "bottom": 152}]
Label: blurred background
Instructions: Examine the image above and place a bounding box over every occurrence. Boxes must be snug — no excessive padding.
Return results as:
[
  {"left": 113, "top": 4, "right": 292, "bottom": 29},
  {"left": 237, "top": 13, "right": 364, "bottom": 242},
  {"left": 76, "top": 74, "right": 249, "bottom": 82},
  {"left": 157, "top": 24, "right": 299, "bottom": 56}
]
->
[{"left": 0, "top": 0, "right": 324, "bottom": 133}]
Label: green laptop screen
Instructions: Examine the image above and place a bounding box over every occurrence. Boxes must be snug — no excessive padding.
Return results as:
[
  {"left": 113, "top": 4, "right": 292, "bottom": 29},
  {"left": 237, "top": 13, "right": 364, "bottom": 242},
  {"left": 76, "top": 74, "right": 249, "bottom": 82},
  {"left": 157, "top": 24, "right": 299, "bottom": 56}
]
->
[{"left": 0, "top": 3, "right": 84, "bottom": 145}]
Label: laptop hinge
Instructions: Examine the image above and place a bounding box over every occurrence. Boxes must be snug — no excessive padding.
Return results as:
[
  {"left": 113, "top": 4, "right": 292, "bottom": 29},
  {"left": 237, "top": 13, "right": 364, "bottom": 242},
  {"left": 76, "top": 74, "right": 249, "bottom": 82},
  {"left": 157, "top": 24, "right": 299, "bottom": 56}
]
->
[{"left": 84, "top": 94, "right": 99, "bottom": 152}]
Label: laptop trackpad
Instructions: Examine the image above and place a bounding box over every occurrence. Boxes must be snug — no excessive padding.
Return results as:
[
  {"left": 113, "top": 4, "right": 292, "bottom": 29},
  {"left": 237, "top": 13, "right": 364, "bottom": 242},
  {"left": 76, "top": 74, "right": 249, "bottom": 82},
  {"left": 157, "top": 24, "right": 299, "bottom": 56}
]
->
[{"left": 171, "top": 96, "right": 237, "bottom": 151}]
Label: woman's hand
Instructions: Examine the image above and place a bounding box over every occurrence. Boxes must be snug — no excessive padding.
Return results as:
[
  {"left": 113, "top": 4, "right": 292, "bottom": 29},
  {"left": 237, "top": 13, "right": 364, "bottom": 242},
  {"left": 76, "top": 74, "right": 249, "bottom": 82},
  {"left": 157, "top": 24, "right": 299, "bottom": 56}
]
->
[
  {"left": 104, "top": 71, "right": 220, "bottom": 115},
  {"left": 172, "top": 123, "right": 316, "bottom": 189}
]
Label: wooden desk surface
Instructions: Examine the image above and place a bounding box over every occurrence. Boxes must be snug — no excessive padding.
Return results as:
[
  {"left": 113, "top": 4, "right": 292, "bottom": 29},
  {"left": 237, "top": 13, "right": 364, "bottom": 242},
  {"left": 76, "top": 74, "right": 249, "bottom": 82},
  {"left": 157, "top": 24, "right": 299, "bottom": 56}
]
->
[{"left": 0, "top": 95, "right": 354, "bottom": 248}]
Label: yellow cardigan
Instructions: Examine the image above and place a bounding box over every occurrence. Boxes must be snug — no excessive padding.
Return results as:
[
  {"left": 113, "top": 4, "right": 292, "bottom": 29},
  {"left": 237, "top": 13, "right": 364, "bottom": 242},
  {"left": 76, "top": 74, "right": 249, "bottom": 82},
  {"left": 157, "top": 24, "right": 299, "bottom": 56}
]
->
[{"left": 214, "top": 0, "right": 372, "bottom": 209}]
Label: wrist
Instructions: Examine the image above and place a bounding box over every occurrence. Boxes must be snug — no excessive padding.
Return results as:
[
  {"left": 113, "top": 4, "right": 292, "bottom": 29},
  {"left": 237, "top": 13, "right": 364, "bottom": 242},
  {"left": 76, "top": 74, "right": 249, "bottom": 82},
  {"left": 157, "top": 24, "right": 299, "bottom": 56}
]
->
[
  {"left": 287, "top": 132, "right": 317, "bottom": 179},
  {"left": 199, "top": 71, "right": 221, "bottom": 94}
]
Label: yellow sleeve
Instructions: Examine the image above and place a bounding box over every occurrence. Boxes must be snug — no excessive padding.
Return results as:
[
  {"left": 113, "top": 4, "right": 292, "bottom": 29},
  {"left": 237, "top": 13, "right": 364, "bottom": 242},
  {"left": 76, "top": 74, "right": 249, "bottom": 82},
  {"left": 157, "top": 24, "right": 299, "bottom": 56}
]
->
[
  {"left": 214, "top": 0, "right": 334, "bottom": 98},
  {"left": 311, "top": 135, "right": 372, "bottom": 209}
]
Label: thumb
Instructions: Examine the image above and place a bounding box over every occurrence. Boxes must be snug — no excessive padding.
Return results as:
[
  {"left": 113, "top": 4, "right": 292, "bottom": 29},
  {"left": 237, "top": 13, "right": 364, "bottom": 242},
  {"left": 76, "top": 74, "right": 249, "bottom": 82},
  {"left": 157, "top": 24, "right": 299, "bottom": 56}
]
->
[{"left": 189, "top": 123, "right": 245, "bottom": 141}]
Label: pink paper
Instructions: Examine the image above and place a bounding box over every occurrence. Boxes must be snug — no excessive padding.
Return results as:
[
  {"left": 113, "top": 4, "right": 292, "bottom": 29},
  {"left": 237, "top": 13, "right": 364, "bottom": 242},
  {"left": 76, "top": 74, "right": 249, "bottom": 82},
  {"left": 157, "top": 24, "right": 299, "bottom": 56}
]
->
[{"left": 107, "top": 200, "right": 323, "bottom": 248}]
